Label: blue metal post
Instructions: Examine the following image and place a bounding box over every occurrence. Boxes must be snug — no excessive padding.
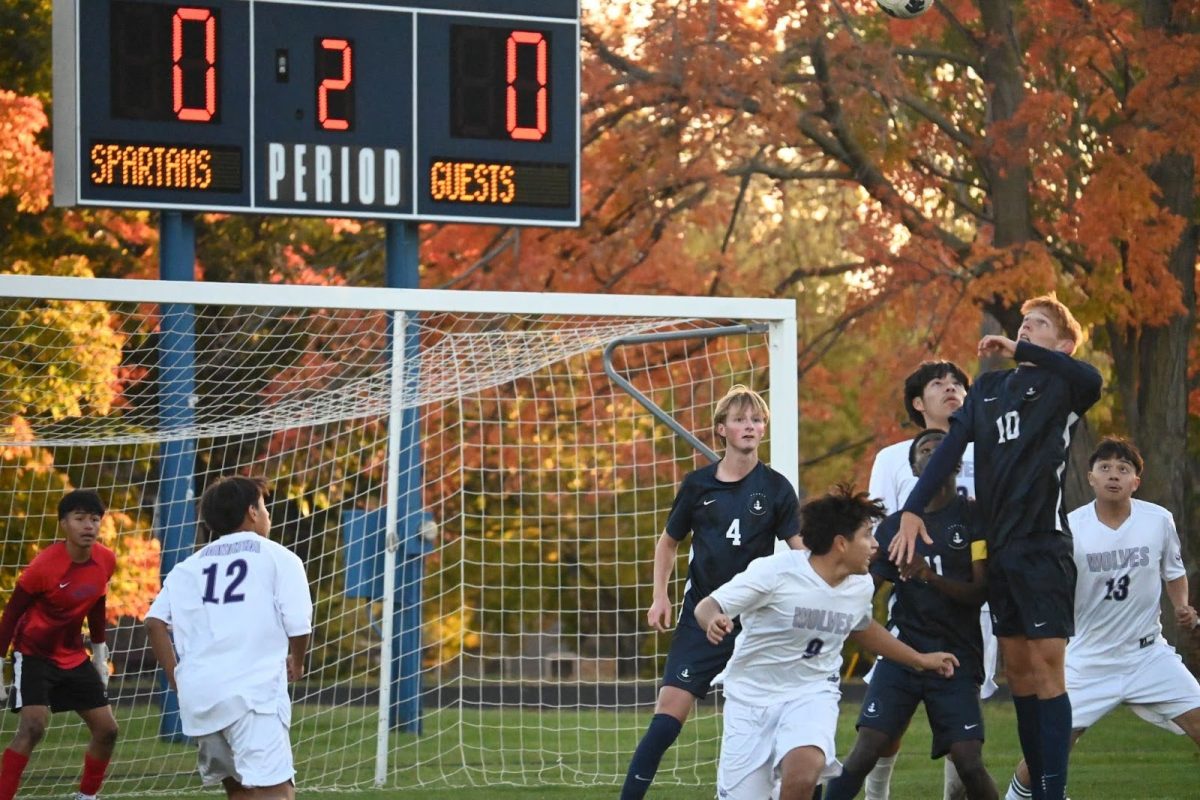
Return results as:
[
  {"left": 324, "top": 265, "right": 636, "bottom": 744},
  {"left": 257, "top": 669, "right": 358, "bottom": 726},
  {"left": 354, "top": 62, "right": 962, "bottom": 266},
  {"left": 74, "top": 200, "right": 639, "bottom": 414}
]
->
[
  {"left": 386, "top": 221, "right": 424, "bottom": 732},
  {"left": 155, "top": 212, "right": 198, "bottom": 742}
]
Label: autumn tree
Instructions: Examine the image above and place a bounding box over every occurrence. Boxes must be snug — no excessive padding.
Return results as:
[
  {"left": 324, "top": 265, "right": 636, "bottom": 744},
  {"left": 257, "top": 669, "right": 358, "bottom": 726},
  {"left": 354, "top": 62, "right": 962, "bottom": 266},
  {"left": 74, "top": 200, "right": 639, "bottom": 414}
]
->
[{"left": 570, "top": 1, "right": 1198, "bottom": 553}]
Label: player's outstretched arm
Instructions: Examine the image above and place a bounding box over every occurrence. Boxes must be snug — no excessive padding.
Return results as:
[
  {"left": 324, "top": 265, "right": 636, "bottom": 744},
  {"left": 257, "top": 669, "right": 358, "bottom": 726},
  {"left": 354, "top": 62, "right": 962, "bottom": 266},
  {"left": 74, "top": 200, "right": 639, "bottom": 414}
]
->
[
  {"left": 1011, "top": 340, "right": 1103, "bottom": 406},
  {"left": 851, "top": 621, "right": 958, "bottom": 678},
  {"left": 647, "top": 532, "right": 680, "bottom": 632},
  {"left": 145, "top": 617, "right": 178, "bottom": 691},
  {"left": 693, "top": 597, "right": 733, "bottom": 646},
  {"left": 887, "top": 511, "right": 930, "bottom": 567}
]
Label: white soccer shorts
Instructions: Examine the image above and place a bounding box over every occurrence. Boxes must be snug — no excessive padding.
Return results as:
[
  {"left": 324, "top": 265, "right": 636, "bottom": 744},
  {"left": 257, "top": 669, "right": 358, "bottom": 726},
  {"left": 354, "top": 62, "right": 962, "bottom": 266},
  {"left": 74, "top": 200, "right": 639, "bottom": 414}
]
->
[
  {"left": 716, "top": 688, "right": 843, "bottom": 800},
  {"left": 1068, "top": 642, "right": 1200, "bottom": 733},
  {"left": 195, "top": 709, "right": 296, "bottom": 788}
]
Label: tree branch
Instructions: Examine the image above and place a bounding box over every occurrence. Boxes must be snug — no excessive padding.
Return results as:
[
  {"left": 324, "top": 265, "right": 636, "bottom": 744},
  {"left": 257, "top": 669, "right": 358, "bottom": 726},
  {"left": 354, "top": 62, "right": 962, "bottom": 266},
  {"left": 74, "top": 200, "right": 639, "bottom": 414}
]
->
[{"left": 897, "top": 95, "right": 977, "bottom": 150}]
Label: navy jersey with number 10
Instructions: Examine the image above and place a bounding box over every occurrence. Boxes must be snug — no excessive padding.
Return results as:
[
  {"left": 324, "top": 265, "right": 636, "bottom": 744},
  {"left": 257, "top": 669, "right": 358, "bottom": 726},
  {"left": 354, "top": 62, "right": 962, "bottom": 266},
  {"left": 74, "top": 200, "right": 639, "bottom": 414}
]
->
[
  {"left": 904, "top": 341, "right": 1102, "bottom": 551},
  {"left": 665, "top": 461, "right": 800, "bottom": 616}
]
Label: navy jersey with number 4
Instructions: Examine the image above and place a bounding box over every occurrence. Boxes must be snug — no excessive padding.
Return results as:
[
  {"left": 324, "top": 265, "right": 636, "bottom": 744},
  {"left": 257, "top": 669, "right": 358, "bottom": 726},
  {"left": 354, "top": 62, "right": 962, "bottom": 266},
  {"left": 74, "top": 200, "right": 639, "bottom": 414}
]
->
[
  {"left": 665, "top": 461, "right": 800, "bottom": 616},
  {"left": 872, "top": 497, "right": 986, "bottom": 683},
  {"left": 904, "top": 341, "right": 1102, "bottom": 551}
]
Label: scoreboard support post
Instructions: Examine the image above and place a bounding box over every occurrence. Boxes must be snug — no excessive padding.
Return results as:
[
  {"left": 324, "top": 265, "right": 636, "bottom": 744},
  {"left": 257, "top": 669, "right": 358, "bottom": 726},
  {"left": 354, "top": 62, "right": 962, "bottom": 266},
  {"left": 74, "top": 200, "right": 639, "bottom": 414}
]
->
[
  {"left": 155, "top": 211, "right": 198, "bottom": 743},
  {"left": 382, "top": 221, "right": 425, "bottom": 735}
]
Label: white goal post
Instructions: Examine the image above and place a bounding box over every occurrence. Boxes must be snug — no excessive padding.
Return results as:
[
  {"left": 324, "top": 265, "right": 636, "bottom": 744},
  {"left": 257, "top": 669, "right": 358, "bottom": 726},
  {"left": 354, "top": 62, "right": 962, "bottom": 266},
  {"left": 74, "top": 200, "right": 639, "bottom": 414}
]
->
[{"left": 0, "top": 273, "right": 795, "bottom": 794}]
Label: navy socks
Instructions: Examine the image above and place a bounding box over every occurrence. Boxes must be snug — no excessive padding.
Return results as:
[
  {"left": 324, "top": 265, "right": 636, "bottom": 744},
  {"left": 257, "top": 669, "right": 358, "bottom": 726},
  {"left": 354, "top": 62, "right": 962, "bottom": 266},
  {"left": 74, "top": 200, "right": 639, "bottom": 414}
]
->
[{"left": 620, "top": 713, "right": 683, "bottom": 800}]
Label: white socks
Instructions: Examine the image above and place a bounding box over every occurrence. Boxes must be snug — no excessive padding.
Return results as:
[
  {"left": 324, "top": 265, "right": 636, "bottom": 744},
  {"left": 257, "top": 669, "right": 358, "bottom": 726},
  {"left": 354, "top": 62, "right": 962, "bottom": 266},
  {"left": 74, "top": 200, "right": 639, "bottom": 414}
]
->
[
  {"left": 863, "top": 755, "right": 897, "bottom": 800},
  {"left": 1006, "top": 775, "right": 1033, "bottom": 800},
  {"left": 943, "top": 757, "right": 967, "bottom": 800}
]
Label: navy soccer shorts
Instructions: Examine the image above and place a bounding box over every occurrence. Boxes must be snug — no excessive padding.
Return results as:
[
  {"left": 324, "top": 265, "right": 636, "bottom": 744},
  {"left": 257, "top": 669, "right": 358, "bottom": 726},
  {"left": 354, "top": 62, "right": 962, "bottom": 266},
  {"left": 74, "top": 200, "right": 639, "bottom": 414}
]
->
[
  {"left": 988, "top": 533, "right": 1076, "bottom": 639},
  {"left": 661, "top": 613, "right": 736, "bottom": 700},
  {"left": 857, "top": 658, "right": 985, "bottom": 758},
  {"left": 9, "top": 653, "right": 109, "bottom": 714}
]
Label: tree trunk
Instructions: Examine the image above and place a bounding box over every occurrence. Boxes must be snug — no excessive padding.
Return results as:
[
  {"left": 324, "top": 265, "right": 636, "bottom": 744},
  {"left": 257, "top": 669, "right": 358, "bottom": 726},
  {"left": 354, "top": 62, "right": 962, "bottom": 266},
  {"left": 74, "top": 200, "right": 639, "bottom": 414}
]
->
[{"left": 1132, "top": 0, "right": 1198, "bottom": 663}]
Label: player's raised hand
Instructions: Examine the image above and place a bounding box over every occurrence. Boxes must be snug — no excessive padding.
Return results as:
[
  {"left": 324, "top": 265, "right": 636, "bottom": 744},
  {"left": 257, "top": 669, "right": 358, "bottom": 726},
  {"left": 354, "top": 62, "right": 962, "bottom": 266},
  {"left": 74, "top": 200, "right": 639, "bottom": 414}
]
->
[
  {"left": 704, "top": 614, "right": 734, "bottom": 646},
  {"left": 888, "top": 511, "right": 932, "bottom": 567},
  {"left": 917, "top": 651, "right": 958, "bottom": 678},
  {"left": 978, "top": 334, "right": 1017, "bottom": 359},
  {"left": 647, "top": 596, "right": 673, "bottom": 632}
]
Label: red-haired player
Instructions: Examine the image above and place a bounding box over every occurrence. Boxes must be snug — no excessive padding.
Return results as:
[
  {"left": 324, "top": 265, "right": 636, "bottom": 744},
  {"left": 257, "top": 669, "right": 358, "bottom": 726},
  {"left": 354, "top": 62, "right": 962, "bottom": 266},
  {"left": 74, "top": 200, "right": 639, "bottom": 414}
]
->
[{"left": 0, "top": 489, "right": 118, "bottom": 800}]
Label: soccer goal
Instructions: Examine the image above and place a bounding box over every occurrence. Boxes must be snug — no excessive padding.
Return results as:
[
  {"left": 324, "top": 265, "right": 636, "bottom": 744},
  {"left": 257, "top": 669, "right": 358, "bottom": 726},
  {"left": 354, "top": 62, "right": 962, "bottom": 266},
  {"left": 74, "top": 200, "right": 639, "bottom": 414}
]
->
[{"left": 0, "top": 273, "right": 795, "bottom": 795}]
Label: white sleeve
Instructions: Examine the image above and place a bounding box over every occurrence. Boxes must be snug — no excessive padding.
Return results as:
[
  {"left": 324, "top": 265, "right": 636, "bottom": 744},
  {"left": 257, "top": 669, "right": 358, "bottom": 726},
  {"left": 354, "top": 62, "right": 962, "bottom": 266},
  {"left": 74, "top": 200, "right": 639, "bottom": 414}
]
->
[
  {"left": 145, "top": 580, "right": 173, "bottom": 624},
  {"left": 274, "top": 549, "right": 314, "bottom": 637},
  {"left": 1160, "top": 513, "right": 1186, "bottom": 582},
  {"left": 867, "top": 450, "right": 897, "bottom": 516},
  {"left": 709, "top": 555, "right": 781, "bottom": 619}
]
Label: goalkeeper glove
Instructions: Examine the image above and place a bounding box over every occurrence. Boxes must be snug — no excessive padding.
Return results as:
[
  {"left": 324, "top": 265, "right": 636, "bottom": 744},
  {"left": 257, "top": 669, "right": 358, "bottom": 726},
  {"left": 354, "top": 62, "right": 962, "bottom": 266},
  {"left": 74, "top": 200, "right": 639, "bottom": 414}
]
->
[{"left": 91, "top": 643, "right": 110, "bottom": 687}]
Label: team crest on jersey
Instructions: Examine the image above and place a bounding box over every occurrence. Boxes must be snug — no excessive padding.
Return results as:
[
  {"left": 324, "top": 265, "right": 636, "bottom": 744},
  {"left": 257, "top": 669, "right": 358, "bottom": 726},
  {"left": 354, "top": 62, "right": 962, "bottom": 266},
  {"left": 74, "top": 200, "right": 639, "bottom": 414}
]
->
[
  {"left": 946, "top": 525, "right": 969, "bottom": 550},
  {"left": 1022, "top": 385, "right": 1041, "bottom": 401},
  {"left": 748, "top": 492, "right": 768, "bottom": 516},
  {"left": 677, "top": 665, "right": 694, "bottom": 683},
  {"left": 863, "top": 701, "right": 880, "bottom": 718}
]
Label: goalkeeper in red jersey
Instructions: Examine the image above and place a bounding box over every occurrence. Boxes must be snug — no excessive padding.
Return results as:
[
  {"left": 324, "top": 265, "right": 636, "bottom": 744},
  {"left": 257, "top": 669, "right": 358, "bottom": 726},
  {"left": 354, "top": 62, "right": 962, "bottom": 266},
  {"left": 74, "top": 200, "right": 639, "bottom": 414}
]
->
[{"left": 0, "top": 490, "right": 118, "bottom": 800}]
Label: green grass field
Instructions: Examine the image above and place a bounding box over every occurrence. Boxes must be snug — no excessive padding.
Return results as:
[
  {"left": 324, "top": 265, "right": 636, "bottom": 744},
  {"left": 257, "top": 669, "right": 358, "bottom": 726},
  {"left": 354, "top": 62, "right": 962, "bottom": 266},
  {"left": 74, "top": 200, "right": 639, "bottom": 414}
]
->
[{"left": 7, "top": 699, "right": 1197, "bottom": 799}]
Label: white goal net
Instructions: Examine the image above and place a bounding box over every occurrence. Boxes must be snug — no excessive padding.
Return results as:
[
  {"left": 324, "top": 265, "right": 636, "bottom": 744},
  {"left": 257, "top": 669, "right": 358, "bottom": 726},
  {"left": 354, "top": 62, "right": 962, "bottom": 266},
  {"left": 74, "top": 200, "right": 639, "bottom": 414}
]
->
[{"left": 0, "top": 275, "right": 795, "bottom": 795}]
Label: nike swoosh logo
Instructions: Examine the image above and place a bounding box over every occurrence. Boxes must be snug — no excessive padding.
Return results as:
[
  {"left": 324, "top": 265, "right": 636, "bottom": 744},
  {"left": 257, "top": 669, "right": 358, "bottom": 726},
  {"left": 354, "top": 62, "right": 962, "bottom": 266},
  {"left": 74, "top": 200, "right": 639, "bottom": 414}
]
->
[
  {"left": 963, "top": 723, "right": 979, "bottom": 730},
  {"left": 1033, "top": 621, "right": 1048, "bottom": 628},
  {"left": 635, "top": 775, "right": 651, "bottom": 782},
  {"left": 703, "top": 499, "right": 717, "bottom": 505},
  {"left": 983, "top": 397, "right": 998, "bottom": 402},
  {"left": 58, "top": 582, "right": 69, "bottom": 588}
]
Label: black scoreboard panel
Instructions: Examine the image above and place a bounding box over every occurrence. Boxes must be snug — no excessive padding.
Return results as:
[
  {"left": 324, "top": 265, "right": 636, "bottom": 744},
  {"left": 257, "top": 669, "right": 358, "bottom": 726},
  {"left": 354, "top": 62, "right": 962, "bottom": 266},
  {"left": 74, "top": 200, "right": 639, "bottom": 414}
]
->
[{"left": 53, "top": 0, "right": 580, "bottom": 225}]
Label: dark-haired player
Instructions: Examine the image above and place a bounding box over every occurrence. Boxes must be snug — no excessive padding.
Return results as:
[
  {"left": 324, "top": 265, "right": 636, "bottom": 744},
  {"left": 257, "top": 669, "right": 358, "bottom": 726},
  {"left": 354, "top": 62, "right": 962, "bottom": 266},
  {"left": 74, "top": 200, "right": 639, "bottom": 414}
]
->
[
  {"left": 695, "top": 485, "right": 958, "bottom": 800},
  {"left": 0, "top": 489, "right": 118, "bottom": 800},
  {"left": 1003, "top": 438, "right": 1200, "bottom": 799},
  {"left": 146, "top": 476, "right": 312, "bottom": 800},
  {"left": 619, "top": 385, "right": 804, "bottom": 800},
  {"left": 890, "top": 295, "right": 1103, "bottom": 800},
  {"left": 827, "top": 431, "right": 996, "bottom": 800},
  {"left": 868, "top": 361, "right": 974, "bottom": 513}
]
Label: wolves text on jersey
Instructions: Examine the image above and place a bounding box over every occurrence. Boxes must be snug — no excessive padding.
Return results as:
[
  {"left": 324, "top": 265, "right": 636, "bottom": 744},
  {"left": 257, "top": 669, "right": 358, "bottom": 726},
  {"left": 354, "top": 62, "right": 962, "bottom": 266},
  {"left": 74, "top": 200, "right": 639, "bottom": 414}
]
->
[
  {"left": 1084, "top": 546, "right": 1150, "bottom": 573},
  {"left": 792, "top": 606, "right": 859, "bottom": 635}
]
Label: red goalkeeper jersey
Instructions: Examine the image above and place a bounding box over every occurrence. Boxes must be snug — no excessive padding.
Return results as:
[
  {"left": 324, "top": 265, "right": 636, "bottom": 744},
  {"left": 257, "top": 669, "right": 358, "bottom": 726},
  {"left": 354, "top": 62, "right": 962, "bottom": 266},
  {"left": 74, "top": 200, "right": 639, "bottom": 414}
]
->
[{"left": 0, "top": 542, "right": 115, "bottom": 669}]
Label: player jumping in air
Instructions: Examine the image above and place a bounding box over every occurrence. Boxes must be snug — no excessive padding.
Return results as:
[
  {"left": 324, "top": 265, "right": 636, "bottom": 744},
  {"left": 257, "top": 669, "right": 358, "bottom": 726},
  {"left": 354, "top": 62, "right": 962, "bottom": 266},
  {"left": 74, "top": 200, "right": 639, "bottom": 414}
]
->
[
  {"left": 618, "top": 385, "right": 804, "bottom": 800},
  {"left": 0, "top": 489, "right": 118, "bottom": 800},
  {"left": 1003, "top": 438, "right": 1200, "bottom": 799},
  {"left": 827, "top": 430, "right": 997, "bottom": 800},
  {"left": 889, "top": 295, "right": 1102, "bottom": 800},
  {"left": 146, "top": 476, "right": 312, "bottom": 800},
  {"left": 695, "top": 485, "right": 958, "bottom": 800}
]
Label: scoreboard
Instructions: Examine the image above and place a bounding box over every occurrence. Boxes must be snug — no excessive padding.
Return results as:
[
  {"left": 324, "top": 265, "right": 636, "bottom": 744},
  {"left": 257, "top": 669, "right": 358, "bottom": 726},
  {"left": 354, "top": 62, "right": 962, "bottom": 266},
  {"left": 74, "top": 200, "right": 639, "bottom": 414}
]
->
[{"left": 52, "top": 0, "right": 580, "bottom": 226}]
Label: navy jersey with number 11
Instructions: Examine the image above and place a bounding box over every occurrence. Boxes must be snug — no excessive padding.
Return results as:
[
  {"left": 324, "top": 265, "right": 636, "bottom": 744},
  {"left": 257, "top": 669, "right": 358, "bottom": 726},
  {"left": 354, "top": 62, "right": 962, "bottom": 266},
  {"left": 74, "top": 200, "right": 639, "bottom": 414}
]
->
[{"left": 665, "top": 461, "right": 800, "bottom": 616}]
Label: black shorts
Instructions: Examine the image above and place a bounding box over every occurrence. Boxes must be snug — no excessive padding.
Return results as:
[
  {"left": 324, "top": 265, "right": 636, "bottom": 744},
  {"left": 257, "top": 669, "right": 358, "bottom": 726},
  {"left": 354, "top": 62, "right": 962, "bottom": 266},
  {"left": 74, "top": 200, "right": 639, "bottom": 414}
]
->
[
  {"left": 9, "top": 653, "right": 109, "bottom": 714},
  {"left": 988, "top": 534, "right": 1076, "bottom": 639},
  {"left": 857, "top": 659, "right": 984, "bottom": 759},
  {"left": 661, "top": 612, "right": 736, "bottom": 700}
]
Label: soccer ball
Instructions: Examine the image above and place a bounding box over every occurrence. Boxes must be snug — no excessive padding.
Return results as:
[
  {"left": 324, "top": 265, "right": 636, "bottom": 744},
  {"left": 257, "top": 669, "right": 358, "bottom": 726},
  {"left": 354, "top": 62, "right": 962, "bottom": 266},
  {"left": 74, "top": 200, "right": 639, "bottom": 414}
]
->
[{"left": 877, "top": 0, "right": 932, "bottom": 18}]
